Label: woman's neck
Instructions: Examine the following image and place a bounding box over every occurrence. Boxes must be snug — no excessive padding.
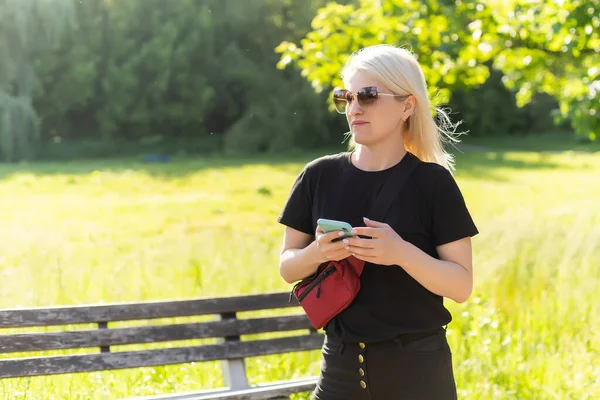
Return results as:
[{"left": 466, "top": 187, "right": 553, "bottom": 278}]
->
[{"left": 352, "top": 144, "right": 408, "bottom": 172}]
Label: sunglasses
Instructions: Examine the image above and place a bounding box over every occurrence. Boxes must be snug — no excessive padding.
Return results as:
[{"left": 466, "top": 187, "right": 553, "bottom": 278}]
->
[{"left": 333, "top": 86, "right": 409, "bottom": 114}]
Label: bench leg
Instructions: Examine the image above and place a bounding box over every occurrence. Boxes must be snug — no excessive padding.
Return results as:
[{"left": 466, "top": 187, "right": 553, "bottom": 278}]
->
[{"left": 216, "top": 313, "right": 250, "bottom": 390}]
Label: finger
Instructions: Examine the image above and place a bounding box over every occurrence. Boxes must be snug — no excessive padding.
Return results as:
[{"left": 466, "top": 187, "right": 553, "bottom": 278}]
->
[
  {"left": 314, "top": 228, "right": 323, "bottom": 242},
  {"left": 326, "top": 232, "right": 347, "bottom": 244},
  {"left": 339, "top": 237, "right": 353, "bottom": 248},
  {"left": 317, "top": 230, "right": 343, "bottom": 242},
  {"left": 348, "top": 245, "right": 376, "bottom": 257},
  {"left": 363, "top": 217, "right": 389, "bottom": 228},
  {"left": 320, "top": 238, "right": 350, "bottom": 255},
  {"left": 315, "top": 226, "right": 324, "bottom": 240},
  {"left": 351, "top": 227, "right": 385, "bottom": 239},
  {"left": 329, "top": 238, "right": 351, "bottom": 251},
  {"left": 329, "top": 248, "right": 352, "bottom": 261},
  {"left": 323, "top": 246, "right": 351, "bottom": 261},
  {"left": 346, "top": 237, "right": 377, "bottom": 249}
]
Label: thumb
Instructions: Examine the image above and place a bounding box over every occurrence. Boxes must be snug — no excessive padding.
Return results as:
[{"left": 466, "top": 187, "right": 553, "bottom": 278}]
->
[{"left": 363, "top": 217, "right": 386, "bottom": 227}]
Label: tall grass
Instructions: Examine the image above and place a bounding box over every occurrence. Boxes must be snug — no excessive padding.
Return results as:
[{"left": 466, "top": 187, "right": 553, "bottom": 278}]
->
[{"left": 0, "top": 145, "right": 598, "bottom": 399}]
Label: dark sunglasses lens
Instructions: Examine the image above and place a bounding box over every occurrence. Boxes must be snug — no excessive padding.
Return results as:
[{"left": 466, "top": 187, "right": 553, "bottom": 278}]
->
[
  {"left": 357, "top": 87, "right": 378, "bottom": 106},
  {"left": 333, "top": 90, "right": 349, "bottom": 113}
]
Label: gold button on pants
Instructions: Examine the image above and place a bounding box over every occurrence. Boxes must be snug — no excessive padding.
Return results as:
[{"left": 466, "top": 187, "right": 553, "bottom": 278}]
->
[{"left": 357, "top": 342, "right": 368, "bottom": 391}]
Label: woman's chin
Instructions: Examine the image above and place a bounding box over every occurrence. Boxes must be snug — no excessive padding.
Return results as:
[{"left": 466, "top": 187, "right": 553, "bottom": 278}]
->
[
  {"left": 351, "top": 128, "right": 398, "bottom": 146},
  {"left": 351, "top": 130, "right": 373, "bottom": 145}
]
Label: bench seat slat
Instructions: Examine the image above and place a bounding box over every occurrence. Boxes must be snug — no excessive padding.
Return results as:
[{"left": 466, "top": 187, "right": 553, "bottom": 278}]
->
[
  {"left": 124, "top": 377, "right": 319, "bottom": 400},
  {"left": 192, "top": 377, "right": 318, "bottom": 400},
  {"left": 0, "top": 315, "right": 313, "bottom": 353},
  {"left": 123, "top": 376, "right": 318, "bottom": 400},
  {"left": 0, "top": 293, "right": 297, "bottom": 328},
  {"left": 0, "top": 334, "right": 324, "bottom": 378}
]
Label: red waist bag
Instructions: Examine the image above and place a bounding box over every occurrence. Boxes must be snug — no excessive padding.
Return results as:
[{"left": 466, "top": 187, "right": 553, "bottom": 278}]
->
[
  {"left": 291, "top": 256, "right": 365, "bottom": 330},
  {"left": 287, "top": 152, "right": 422, "bottom": 330}
]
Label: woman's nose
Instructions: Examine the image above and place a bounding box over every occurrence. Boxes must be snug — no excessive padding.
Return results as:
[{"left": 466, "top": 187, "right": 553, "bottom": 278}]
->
[{"left": 348, "top": 98, "right": 363, "bottom": 115}]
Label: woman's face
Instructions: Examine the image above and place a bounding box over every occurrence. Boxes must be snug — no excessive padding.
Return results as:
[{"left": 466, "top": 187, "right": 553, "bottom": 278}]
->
[{"left": 344, "top": 71, "right": 409, "bottom": 146}]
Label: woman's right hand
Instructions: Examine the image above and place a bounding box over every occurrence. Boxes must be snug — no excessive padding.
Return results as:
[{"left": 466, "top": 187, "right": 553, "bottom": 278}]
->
[{"left": 314, "top": 226, "right": 353, "bottom": 262}]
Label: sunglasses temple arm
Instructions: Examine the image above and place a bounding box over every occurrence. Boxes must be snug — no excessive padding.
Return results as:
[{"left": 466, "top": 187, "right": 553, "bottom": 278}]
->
[{"left": 378, "top": 94, "right": 409, "bottom": 98}]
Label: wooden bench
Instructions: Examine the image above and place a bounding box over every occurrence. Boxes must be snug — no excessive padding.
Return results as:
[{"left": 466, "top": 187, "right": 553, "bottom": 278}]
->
[{"left": 0, "top": 292, "right": 323, "bottom": 399}]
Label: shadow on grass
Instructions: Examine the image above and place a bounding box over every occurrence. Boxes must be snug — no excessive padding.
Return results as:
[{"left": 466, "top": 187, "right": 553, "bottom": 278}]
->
[
  {"left": 451, "top": 151, "right": 568, "bottom": 181},
  {"left": 0, "top": 135, "right": 594, "bottom": 182},
  {"left": 460, "top": 132, "right": 600, "bottom": 154},
  {"left": 0, "top": 147, "right": 347, "bottom": 181}
]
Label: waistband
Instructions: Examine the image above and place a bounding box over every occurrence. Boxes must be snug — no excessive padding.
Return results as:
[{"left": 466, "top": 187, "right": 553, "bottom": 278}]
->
[{"left": 325, "top": 326, "right": 447, "bottom": 351}]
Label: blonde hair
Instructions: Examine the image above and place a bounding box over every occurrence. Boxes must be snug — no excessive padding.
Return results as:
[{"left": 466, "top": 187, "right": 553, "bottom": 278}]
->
[{"left": 341, "top": 44, "right": 463, "bottom": 172}]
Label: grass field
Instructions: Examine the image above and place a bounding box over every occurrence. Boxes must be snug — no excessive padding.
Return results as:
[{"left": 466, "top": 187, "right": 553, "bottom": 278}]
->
[{"left": 0, "top": 134, "right": 599, "bottom": 399}]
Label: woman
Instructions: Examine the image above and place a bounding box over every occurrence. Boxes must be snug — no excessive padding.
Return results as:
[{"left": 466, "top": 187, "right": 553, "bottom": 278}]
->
[{"left": 277, "top": 44, "right": 478, "bottom": 400}]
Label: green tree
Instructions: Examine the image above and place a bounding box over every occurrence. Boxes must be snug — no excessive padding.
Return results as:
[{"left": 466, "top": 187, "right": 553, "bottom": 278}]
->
[
  {"left": 276, "top": 0, "right": 599, "bottom": 140},
  {"left": 36, "top": 0, "right": 218, "bottom": 146},
  {"left": 34, "top": 0, "right": 353, "bottom": 158},
  {"left": 0, "top": 0, "right": 74, "bottom": 161}
]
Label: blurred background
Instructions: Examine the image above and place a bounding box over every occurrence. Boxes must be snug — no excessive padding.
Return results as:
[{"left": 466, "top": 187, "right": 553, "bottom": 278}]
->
[
  {"left": 0, "top": 0, "right": 597, "bottom": 161},
  {"left": 0, "top": 0, "right": 598, "bottom": 399}
]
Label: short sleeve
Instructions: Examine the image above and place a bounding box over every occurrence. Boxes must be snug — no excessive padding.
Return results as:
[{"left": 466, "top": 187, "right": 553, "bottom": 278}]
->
[
  {"left": 430, "top": 168, "right": 479, "bottom": 246},
  {"left": 276, "top": 164, "right": 314, "bottom": 235}
]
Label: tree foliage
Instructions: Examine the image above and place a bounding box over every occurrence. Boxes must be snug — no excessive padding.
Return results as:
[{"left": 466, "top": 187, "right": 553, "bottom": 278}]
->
[
  {"left": 277, "top": 0, "right": 599, "bottom": 140},
  {"left": 0, "top": 0, "right": 74, "bottom": 161},
  {"left": 33, "top": 0, "right": 350, "bottom": 159},
  {"left": 0, "top": 0, "right": 591, "bottom": 162}
]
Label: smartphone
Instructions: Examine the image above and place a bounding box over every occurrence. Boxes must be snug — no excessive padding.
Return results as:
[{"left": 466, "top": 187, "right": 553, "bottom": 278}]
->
[{"left": 317, "top": 218, "right": 356, "bottom": 241}]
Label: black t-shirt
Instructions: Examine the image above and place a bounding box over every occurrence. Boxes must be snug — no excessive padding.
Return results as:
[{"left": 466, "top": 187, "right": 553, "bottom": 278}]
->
[{"left": 277, "top": 151, "right": 479, "bottom": 343}]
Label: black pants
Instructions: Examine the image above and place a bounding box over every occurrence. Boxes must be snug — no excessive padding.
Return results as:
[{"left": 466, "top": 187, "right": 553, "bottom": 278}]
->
[{"left": 312, "top": 328, "right": 457, "bottom": 400}]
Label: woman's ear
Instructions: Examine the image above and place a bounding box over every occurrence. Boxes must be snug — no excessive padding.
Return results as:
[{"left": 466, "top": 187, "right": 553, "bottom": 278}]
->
[
  {"left": 404, "top": 96, "right": 417, "bottom": 116},
  {"left": 404, "top": 95, "right": 417, "bottom": 118}
]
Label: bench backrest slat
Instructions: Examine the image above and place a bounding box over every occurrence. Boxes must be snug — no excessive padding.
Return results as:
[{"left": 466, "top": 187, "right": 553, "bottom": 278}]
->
[
  {"left": 0, "top": 315, "right": 312, "bottom": 353},
  {"left": 0, "top": 334, "right": 324, "bottom": 378},
  {"left": 0, "top": 293, "right": 295, "bottom": 328}
]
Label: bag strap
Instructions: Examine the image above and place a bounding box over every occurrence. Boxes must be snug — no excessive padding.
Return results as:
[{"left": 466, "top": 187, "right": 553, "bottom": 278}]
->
[{"left": 366, "top": 151, "right": 422, "bottom": 222}]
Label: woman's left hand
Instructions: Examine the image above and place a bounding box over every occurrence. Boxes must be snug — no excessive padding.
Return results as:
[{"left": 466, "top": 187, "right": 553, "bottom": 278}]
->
[{"left": 345, "top": 217, "right": 407, "bottom": 266}]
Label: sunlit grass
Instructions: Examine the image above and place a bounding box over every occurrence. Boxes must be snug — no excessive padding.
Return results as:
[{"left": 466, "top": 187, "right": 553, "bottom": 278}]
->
[{"left": 0, "top": 143, "right": 598, "bottom": 399}]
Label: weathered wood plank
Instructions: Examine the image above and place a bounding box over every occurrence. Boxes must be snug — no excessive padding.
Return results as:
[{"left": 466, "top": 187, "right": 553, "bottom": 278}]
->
[
  {"left": 0, "top": 292, "right": 298, "bottom": 328},
  {"left": 192, "top": 377, "right": 317, "bottom": 400},
  {"left": 0, "top": 334, "right": 324, "bottom": 378},
  {"left": 0, "top": 315, "right": 312, "bottom": 353},
  {"left": 123, "top": 377, "right": 318, "bottom": 400}
]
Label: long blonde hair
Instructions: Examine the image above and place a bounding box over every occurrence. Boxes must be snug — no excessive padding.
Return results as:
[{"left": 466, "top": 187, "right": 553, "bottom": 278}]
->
[{"left": 341, "top": 44, "right": 463, "bottom": 172}]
